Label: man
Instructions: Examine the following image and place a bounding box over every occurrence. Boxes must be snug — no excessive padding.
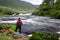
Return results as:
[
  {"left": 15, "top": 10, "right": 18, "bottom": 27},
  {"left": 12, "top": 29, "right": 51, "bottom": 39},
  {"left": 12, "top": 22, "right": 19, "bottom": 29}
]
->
[{"left": 15, "top": 17, "right": 23, "bottom": 33}]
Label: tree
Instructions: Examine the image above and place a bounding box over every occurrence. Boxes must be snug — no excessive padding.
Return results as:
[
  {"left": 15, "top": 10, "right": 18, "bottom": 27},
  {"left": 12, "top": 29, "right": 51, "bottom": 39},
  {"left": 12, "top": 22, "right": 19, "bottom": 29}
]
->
[
  {"left": 32, "top": 0, "right": 60, "bottom": 19},
  {"left": 43, "top": 0, "right": 51, "bottom": 5},
  {"left": 50, "top": 0, "right": 55, "bottom": 5},
  {"left": 43, "top": 0, "right": 55, "bottom": 5}
]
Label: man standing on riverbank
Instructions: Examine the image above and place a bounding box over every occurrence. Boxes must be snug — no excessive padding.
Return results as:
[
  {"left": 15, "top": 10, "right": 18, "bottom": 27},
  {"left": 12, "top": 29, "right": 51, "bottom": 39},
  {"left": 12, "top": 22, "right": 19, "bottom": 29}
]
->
[{"left": 15, "top": 17, "right": 23, "bottom": 33}]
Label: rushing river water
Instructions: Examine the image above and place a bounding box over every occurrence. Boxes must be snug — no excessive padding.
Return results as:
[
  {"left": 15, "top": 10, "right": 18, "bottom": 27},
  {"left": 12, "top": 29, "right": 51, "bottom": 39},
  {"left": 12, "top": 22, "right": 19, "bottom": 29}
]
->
[{"left": 0, "top": 14, "right": 60, "bottom": 34}]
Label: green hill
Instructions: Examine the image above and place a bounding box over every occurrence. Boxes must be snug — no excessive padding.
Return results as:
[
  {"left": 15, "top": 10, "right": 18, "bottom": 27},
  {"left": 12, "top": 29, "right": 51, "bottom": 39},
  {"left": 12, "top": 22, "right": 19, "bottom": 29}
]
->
[{"left": 0, "top": 0, "right": 37, "bottom": 11}]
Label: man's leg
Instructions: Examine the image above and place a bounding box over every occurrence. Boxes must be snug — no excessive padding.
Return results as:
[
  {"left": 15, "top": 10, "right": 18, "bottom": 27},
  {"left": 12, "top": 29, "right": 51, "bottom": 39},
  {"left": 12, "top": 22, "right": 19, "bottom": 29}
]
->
[
  {"left": 19, "top": 26, "right": 21, "bottom": 33},
  {"left": 15, "top": 26, "right": 18, "bottom": 32}
]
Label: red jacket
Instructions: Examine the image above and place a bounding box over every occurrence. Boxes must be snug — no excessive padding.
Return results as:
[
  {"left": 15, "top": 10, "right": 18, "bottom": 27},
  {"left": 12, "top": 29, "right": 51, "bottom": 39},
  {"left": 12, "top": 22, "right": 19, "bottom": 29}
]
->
[{"left": 16, "top": 18, "right": 23, "bottom": 25}]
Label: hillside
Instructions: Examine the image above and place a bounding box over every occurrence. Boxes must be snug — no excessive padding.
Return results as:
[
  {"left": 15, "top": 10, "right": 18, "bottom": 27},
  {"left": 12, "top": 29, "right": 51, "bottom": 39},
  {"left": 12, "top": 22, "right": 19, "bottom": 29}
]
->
[{"left": 0, "top": 0, "right": 37, "bottom": 11}]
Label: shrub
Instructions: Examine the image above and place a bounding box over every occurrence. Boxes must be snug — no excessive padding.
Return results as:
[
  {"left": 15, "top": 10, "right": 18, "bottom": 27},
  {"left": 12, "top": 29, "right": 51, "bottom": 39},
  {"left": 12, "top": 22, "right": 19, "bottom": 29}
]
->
[{"left": 30, "top": 32, "right": 59, "bottom": 40}]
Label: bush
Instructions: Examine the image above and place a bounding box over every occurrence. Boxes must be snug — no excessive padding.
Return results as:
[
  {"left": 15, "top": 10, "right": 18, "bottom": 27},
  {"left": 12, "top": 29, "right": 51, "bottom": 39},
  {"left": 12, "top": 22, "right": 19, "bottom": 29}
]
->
[{"left": 30, "top": 32, "right": 59, "bottom": 40}]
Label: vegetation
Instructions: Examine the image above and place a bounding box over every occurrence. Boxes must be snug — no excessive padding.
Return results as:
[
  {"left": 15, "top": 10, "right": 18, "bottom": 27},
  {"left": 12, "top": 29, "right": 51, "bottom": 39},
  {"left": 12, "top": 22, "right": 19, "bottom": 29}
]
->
[
  {"left": 0, "top": 6, "right": 21, "bottom": 16},
  {"left": 0, "top": 24, "right": 15, "bottom": 40},
  {"left": 0, "top": 0, "right": 37, "bottom": 11},
  {"left": 0, "top": 0, "right": 38, "bottom": 15},
  {"left": 30, "top": 31, "right": 59, "bottom": 40},
  {"left": 0, "top": 24, "right": 16, "bottom": 31},
  {"left": 32, "top": 0, "right": 60, "bottom": 19},
  {"left": 0, "top": 24, "right": 29, "bottom": 40},
  {"left": 0, "top": 33, "right": 14, "bottom": 40}
]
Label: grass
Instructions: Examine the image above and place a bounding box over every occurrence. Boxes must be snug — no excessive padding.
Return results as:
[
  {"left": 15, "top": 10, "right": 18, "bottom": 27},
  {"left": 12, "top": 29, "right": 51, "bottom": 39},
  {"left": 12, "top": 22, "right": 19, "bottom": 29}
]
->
[
  {"left": 0, "top": 24, "right": 16, "bottom": 40},
  {"left": 0, "top": 6, "right": 20, "bottom": 15},
  {"left": 0, "top": 33, "right": 15, "bottom": 40},
  {"left": 0, "top": 24, "right": 29, "bottom": 40},
  {"left": 0, "top": 24, "right": 16, "bottom": 31},
  {"left": 8, "top": 24, "right": 16, "bottom": 31},
  {"left": 0, "top": 6, "right": 34, "bottom": 16}
]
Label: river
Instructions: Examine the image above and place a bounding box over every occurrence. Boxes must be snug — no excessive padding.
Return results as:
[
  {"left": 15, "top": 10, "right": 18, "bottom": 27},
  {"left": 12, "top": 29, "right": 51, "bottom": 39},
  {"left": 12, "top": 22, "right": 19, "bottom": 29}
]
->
[{"left": 0, "top": 14, "right": 60, "bottom": 34}]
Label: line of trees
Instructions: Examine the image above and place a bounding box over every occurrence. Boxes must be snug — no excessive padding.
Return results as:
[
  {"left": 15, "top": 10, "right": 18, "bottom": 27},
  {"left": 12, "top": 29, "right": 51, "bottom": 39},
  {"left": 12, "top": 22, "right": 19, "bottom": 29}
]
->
[{"left": 32, "top": 0, "right": 60, "bottom": 19}]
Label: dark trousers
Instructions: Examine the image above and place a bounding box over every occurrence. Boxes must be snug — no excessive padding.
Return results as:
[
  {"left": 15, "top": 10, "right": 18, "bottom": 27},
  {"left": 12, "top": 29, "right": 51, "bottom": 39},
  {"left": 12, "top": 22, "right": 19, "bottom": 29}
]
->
[{"left": 15, "top": 25, "right": 21, "bottom": 33}]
